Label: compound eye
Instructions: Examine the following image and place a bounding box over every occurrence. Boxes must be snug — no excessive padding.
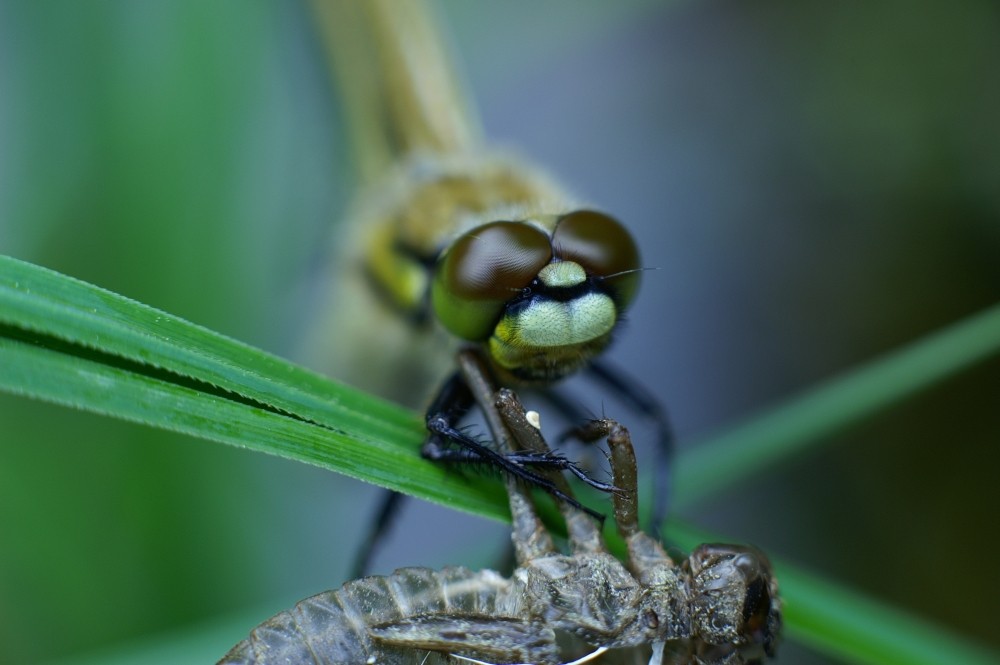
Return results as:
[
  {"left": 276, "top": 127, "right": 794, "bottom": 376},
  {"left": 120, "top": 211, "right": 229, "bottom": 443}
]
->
[
  {"left": 552, "top": 210, "right": 641, "bottom": 309},
  {"left": 432, "top": 221, "right": 552, "bottom": 340}
]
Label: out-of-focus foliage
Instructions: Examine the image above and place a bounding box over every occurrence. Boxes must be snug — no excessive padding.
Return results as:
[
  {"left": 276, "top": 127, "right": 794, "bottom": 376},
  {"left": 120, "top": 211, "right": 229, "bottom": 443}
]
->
[
  {"left": 1, "top": 1, "right": 998, "bottom": 664},
  {"left": 1, "top": 3, "right": 349, "bottom": 663}
]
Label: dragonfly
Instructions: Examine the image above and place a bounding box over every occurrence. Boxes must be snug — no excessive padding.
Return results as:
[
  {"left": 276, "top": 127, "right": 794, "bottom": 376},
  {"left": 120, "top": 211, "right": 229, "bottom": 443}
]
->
[
  {"left": 220, "top": 350, "right": 781, "bottom": 665},
  {"left": 305, "top": 0, "right": 676, "bottom": 571}
]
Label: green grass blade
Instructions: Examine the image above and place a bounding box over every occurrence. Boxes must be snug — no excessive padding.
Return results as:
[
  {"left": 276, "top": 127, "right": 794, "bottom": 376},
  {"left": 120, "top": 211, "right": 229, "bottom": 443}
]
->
[
  {"left": 0, "top": 336, "right": 506, "bottom": 520},
  {"left": 668, "top": 521, "right": 1000, "bottom": 665},
  {"left": 0, "top": 255, "right": 508, "bottom": 520},
  {"left": 9, "top": 253, "right": 999, "bottom": 526},
  {"left": 674, "top": 301, "right": 1000, "bottom": 510},
  {"left": 0, "top": 254, "right": 417, "bottom": 444}
]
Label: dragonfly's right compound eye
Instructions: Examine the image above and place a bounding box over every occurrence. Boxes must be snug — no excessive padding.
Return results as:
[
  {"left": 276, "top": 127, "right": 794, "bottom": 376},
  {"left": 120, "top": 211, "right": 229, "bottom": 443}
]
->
[
  {"left": 432, "top": 221, "right": 553, "bottom": 340},
  {"left": 552, "top": 210, "right": 641, "bottom": 310}
]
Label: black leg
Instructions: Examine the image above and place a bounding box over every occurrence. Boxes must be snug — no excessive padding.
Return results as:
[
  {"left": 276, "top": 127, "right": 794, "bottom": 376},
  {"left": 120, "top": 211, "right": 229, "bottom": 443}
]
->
[
  {"left": 585, "top": 359, "right": 675, "bottom": 537},
  {"left": 348, "top": 489, "right": 404, "bottom": 578},
  {"left": 345, "top": 359, "right": 469, "bottom": 580},
  {"left": 422, "top": 358, "right": 616, "bottom": 522},
  {"left": 420, "top": 370, "right": 477, "bottom": 461}
]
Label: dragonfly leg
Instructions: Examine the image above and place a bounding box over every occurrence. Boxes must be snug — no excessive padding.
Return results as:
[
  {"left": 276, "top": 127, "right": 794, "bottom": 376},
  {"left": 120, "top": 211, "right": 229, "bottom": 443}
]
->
[
  {"left": 422, "top": 360, "right": 613, "bottom": 523},
  {"left": 586, "top": 359, "right": 675, "bottom": 538},
  {"left": 348, "top": 489, "right": 404, "bottom": 578},
  {"left": 501, "top": 450, "right": 618, "bottom": 492},
  {"left": 424, "top": 407, "right": 606, "bottom": 524}
]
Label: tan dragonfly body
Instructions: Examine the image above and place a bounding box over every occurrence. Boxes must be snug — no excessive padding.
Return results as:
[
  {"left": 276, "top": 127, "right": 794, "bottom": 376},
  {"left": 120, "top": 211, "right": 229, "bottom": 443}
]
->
[{"left": 304, "top": 0, "right": 631, "bottom": 408}]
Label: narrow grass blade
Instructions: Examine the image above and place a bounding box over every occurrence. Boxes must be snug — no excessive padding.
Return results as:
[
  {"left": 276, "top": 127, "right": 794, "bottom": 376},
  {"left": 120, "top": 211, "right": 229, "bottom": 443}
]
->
[
  {"left": 674, "top": 301, "right": 1000, "bottom": 509},
  {"left": 0, "top": 254, "right": 417, "bottom": 445},
  {"left": 0, "top": 255, "right": 508, "bottom": 520}
]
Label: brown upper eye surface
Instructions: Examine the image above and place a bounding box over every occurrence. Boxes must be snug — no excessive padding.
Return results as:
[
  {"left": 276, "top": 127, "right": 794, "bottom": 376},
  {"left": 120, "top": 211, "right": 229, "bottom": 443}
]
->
[
  {"left": 551, "top": 210, "right": 641, "bottom": 308},
  {"left": 431, "top": 221, "right": 552, "bottom": 340},
  {"left": 443, "top": 221, "right": 552, "bottom": 299}
]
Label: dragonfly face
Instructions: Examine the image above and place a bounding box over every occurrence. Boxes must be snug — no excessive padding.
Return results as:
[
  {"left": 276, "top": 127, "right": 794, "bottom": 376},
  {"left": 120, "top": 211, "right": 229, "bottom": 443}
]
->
[{"left": 433, "top": 209, "right": 641, "bottom": 383}]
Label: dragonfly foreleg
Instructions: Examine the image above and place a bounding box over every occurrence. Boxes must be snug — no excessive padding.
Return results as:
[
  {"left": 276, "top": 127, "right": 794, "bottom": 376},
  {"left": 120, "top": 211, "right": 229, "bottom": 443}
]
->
[
  {"left": 424, "top": 410, "right": 605, "bottom": 524},
  {"left": 501, "top": 450, "right": 619, "bottom": 493},
  {"left": 422, "top": 363, "right": 612, "bottom": 523}
]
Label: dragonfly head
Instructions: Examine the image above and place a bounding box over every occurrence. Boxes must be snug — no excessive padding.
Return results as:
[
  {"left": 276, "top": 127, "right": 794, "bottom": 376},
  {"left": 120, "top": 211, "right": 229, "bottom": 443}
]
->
[
  {"left": 684, "top": 543, "right": 782, "bottom": 659},
  {"left": 431, "top": 210, "right": 641, "bottom": 382}
]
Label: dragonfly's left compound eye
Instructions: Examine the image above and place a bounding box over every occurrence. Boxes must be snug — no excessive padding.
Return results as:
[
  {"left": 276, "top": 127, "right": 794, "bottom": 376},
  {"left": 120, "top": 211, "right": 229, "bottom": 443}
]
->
[
  {"left": 432, "top": 221, "right": 553, "bottom": 340},
  {"left": 552, "top": 210, "right": 641, "bottom": 310}
]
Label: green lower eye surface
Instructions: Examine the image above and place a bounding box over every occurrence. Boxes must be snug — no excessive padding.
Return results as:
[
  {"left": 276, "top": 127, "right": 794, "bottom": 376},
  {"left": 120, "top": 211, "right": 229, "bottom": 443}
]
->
[{"left": 432, "top": 221, "right": 552, "bottom": 340}]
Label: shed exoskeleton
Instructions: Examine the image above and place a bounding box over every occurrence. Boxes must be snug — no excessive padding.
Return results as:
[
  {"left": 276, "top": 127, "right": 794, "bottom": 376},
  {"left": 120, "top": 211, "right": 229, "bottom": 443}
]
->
[{"left": 220, "top": 351, "right": 781, "bottom": 665}]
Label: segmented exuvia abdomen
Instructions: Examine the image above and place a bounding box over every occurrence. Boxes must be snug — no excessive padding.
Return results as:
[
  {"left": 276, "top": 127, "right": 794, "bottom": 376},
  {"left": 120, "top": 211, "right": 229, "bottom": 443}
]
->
[{"left": 219, "top": 566, "right": 511, "bottom": 665}]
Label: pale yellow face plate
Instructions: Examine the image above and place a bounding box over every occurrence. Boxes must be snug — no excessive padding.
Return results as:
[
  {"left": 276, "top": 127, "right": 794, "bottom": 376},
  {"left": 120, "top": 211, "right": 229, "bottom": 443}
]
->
[{"left": 496, "top": 293, "right": 617, "bottom": 350}]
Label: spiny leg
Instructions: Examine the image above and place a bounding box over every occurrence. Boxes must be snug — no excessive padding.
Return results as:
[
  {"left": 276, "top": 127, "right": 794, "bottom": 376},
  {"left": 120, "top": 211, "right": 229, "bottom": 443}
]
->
[
  {"left": 350, "top": 362, "right": 500, "bottom": 577},
  {"left": 348, "top": 354, "right": 474, "bottom": 577},
  {"left": 424, "top": 369, "right": 616, "bottom": 494},
  {"left": 421, "top": 351, "right": 614, "bottom": 520}
]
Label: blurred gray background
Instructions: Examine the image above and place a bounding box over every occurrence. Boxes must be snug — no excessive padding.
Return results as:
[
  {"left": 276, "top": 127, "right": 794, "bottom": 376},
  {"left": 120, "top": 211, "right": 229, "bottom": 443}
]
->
[{"left": 1, "top": 1, "right": 998, "bottom": 663}]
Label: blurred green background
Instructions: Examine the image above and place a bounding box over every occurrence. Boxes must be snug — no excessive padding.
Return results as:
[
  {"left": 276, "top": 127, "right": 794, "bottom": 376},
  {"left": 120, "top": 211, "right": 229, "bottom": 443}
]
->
[{"left": 1, "top": 1, "right": 998, "bottom": 664}]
